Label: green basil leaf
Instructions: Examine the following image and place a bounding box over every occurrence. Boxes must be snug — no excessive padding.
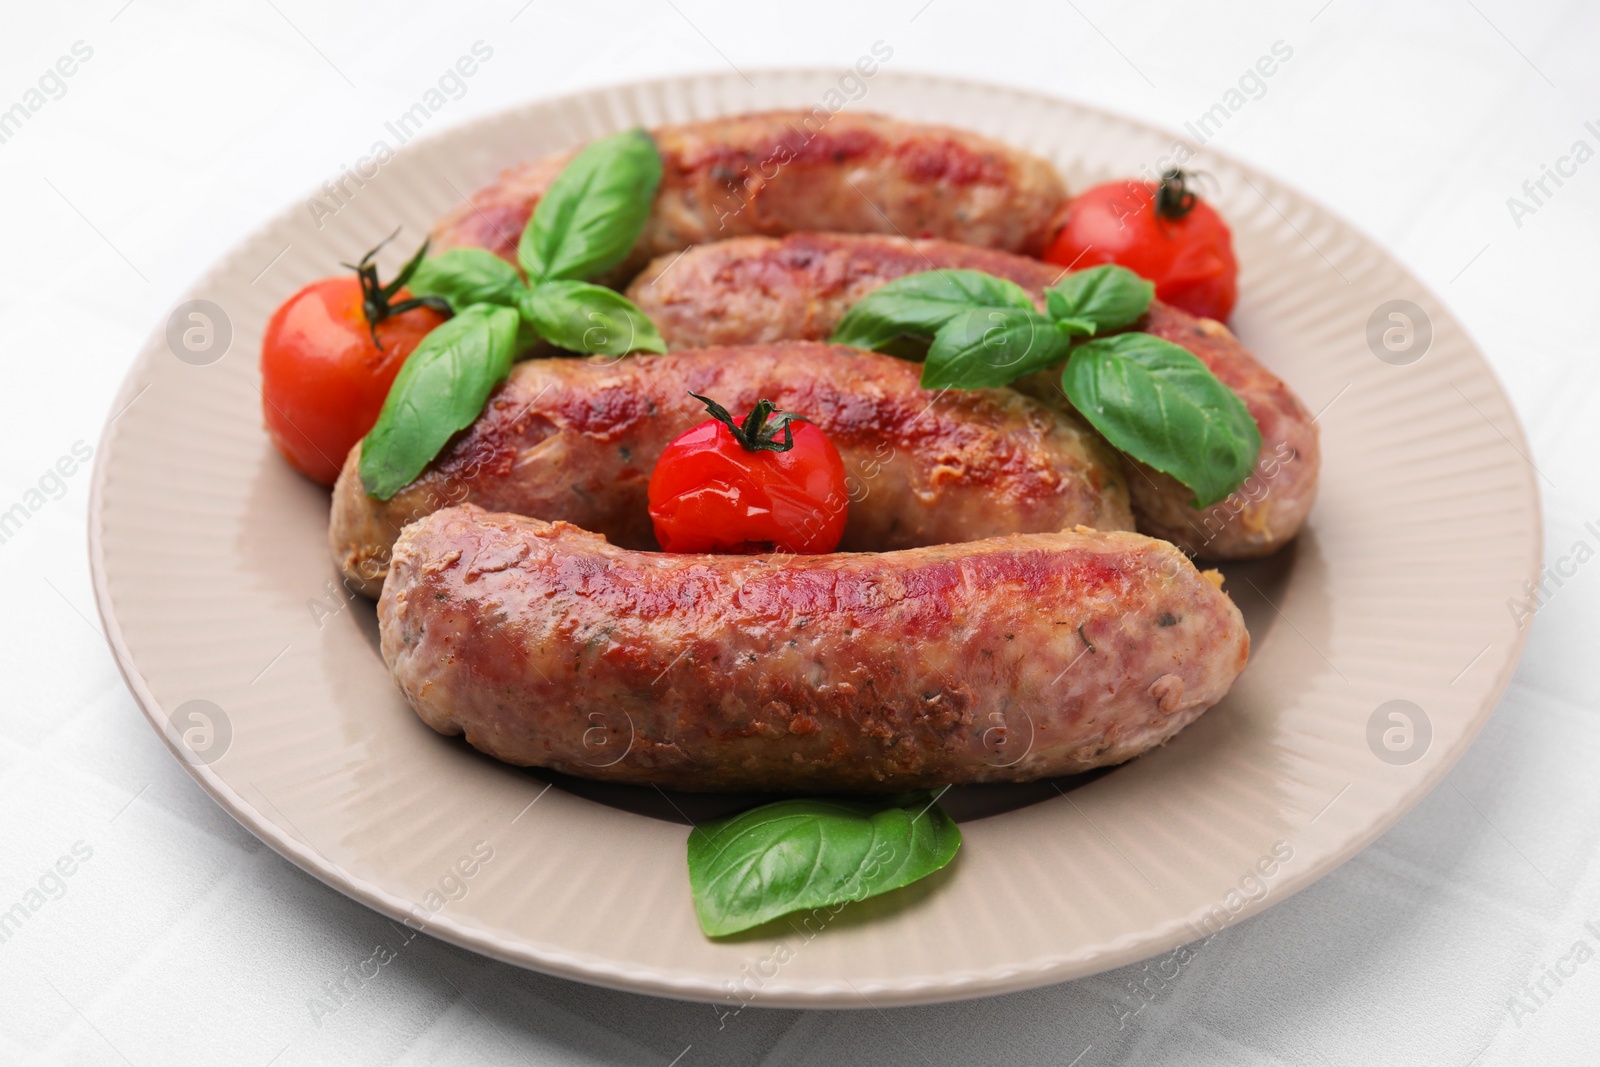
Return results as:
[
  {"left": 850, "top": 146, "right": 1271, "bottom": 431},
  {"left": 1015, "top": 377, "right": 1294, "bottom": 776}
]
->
[
  {"left": 1062, "top": 333, "right": 1261, "bottom": 508},
  {"left": 519, "top": 128, "right": 662, "bottom": 283},
  {"left": 687, "top": 792, "right": 960, "bottom": 937},
  {"left": 830, "top": 269, "right": 1035, "bottom": 351},
  {"left": 359, "top": 305, "right": 521, "bottom": 500},
  {"left": 920, "top": 307, "right": 1074, "bottom": 390},
  {"left": 519, "top": 280, "right": 666, "bottom": 356},
  {"left": 1045, "top": 264, "right": 1154, "bottom": 334},
  {"left": 408, "top": 248, "right": 528, "bottom": 311}
]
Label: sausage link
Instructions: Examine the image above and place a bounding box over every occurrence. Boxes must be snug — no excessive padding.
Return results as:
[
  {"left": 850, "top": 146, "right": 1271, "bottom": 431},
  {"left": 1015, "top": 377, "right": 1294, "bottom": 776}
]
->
[
  {"left": 627, "top": 233, "right": 1319, "bottom": 560},
  {"left": 380, "top": 506, "right": 1249, "bottom": 792},
  {"left": 330, "top": 343, "right": 1132, "bottom": 597},
  {"left": 432, "top": 111, "right": 1067, "bottom": 280}
]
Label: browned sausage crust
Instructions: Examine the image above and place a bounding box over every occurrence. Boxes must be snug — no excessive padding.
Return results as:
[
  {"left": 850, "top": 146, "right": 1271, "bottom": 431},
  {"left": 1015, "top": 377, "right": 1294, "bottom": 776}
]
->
[
  {"left": 431, "top": 111, "right": 1067, "bottom": 279},
  {"left": 330, "top": 343, "right": 1132, "bottom": 597},
  {"left": 627, "top": 233, "right": 1319, "bottom": 560},
  {"left": 380, "top": 506, "right": 1249, "bottom": 792}
]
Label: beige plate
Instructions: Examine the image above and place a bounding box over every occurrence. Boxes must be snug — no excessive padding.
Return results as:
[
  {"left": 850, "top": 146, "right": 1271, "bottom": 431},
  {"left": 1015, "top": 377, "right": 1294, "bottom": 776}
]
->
[{"left": 89, "top": 71, "right": 1541, "bottom": 1007}]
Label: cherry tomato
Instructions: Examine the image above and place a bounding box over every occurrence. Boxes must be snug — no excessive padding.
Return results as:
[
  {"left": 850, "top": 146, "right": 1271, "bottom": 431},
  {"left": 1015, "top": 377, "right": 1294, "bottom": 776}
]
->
[
  {"left": 260, "top": 237, "right": 448, "bottom": 486},
  {"left": 1044, "top": 170, "right": 1239, "bottom": 322},
  {"left": 648, "top": 394, "right": 848, "bottom": 554}
]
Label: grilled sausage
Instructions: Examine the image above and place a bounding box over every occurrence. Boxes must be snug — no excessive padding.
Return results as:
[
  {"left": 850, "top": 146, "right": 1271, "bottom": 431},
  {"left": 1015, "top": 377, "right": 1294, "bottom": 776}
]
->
[
  {"left": 380, "top": 505, "right": 1249, "bottom": 792},
  {"left": 432, "top": 111, "right": 1067, "bottom": 280},
  {"left": 627, "top": 233, "right": 1319, "bottom": 560},
  {"left": 330, "top": 343, "right": 1132, "bottom": 597}
]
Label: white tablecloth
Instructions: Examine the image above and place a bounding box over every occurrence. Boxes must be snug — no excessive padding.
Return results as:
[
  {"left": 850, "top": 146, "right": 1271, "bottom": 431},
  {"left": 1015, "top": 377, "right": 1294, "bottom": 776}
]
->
[{"left": 3, "top": 1, "right": 1597, "bottom": 1063}]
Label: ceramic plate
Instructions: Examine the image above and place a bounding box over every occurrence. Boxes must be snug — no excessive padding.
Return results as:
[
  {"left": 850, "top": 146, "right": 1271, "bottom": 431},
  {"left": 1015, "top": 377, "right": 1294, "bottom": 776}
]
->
[{"left": 88, "top": 70, "right": 1541, "bottom": 1007}]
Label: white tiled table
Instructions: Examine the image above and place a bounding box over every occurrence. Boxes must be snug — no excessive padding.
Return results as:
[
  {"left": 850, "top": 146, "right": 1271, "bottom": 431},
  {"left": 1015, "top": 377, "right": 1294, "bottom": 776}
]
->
[{"left": 3, "top": 1, "right": 1596, "bottom": 1063}]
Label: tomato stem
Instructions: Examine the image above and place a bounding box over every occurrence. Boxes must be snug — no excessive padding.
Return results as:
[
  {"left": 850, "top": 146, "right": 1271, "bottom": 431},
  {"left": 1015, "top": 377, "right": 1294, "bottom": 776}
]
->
[
  {"left": 342, "top": 229, "right": 453, "bottom": 349},
  {"left": 689, "top": 392, "right": 807, "bottom": 454},
  {"left": 1154, "top": 169, "right": 1198, "bottom": 222}
]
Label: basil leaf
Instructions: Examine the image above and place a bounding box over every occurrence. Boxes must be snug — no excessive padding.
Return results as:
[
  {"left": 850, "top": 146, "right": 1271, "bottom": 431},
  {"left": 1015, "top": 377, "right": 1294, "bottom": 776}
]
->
[
  {"left": 519, "top": 128, "right": 662, "bottom": 283},
  {"left": 920, "top": 307, "right": 1074, "bottom": 390},
  {"left": 687, "top": 792, "right": 960, "bottom": 937},
  {"left": 408, "top": 248, "right": 528, "bottom": 311},
  {"left": 359, "top": 305, "right": 521, "bottom": 500},
  {"left": 519, "top": 280, "right": 666, "bottom": 357},
  {"left": 1062, "top": 333, "right": 1261, "bottom": 508},
  {"left": 1052, "top": 315, "right": 1097, "bottom": 338},
  {"left": 1045, "top": 265, "right": 1154, "bottom": 334},
  {"left": 831, "top": 269, "right": 1035, "bottom": 351}
]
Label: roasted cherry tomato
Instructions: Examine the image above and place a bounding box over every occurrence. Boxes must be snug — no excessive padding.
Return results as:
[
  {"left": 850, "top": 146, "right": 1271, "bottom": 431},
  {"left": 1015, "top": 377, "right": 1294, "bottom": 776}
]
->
[
  {"left": 1044, "top": 170, "right": 1239, "bottom": 322},
  {"left": 260, "top": 236, "right": 448, "bottom": 485},
  {"left": 648, "top": 393, "right": 848, "bottom": 554}
]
